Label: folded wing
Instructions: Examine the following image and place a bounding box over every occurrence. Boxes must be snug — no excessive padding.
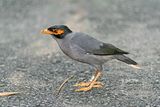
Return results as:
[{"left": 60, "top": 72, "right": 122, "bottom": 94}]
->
[{"left": 71, "top": 33, "right": 129, "bottom": 55}]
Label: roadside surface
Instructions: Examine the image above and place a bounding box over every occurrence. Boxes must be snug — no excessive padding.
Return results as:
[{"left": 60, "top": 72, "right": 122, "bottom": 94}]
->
[{"left": 0, "top": 0, "right": 160, "bottom": 107}]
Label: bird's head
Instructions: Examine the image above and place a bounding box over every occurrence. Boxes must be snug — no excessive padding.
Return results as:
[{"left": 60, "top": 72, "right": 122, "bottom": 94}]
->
[{"left": 41, "top": 25, "right": 72, "bottom": 39}]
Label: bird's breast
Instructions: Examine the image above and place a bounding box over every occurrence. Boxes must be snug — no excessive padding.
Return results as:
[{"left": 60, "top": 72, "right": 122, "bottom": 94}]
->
[{"left": 56, "top": 39, "right": 74, "bottom": 57}]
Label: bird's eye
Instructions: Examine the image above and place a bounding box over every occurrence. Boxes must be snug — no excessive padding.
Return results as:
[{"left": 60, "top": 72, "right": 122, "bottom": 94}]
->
[
  {"left": 52, "top": 29, "right": 64, "bottom": 35},
  {"left": 48, "top": 28, "right": 54, "bottom": 31},
  {"left": 54, "top": 30, "right": 58, "bottom": 33}
]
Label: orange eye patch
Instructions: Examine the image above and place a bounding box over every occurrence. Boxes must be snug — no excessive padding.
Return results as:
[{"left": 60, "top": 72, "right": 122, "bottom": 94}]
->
[
  {"left": 41, "top": 28, "right": 64, "bottom": 36},
  {"left": 52, "top": 29, "right": 64, "bottom": 35}
]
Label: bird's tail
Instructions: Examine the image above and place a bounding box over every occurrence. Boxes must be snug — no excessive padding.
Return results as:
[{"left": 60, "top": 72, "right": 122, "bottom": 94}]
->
[{"left": 115, "top": 55, "right": 140, "bottom": 69}]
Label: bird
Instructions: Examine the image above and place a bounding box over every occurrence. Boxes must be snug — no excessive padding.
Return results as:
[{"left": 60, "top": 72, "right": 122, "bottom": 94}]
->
[{"left": 41, "top": 25, "right": 140, "bottom": 92}]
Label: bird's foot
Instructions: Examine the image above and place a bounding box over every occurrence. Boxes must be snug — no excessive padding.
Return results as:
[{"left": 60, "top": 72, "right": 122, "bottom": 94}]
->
[
  {"left": 74, "top": 81, "right": 103, "bottom": 87},
  {"left": 74, "top": 81, "right": 103, "bottom": 92}
]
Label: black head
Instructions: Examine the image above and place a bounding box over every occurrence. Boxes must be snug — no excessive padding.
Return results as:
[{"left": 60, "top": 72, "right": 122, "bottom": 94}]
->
[{"left": 41, "top": 25, "right": 72, "bottom": 39}]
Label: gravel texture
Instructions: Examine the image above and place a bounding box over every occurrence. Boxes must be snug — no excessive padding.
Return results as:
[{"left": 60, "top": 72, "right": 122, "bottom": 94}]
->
[{"left": 0, "top": 0, "right": 160, "bottom": 107}]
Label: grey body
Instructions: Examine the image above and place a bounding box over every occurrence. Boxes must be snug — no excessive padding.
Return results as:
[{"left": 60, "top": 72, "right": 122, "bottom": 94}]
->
[
  {"left": 43, "top": 25, "right": 139, "bottom": 74},
  {"left": 53, "top": 32, "right": 121, "bottom": 70}
]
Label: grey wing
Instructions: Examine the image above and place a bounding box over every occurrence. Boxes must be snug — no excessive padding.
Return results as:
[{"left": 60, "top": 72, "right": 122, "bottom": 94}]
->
[{"left": 71, "top": 33, "right": 129, "bottom": 55}]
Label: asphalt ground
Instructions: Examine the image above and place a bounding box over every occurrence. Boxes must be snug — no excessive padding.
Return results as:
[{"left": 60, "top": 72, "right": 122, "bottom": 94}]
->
[{"left": 0, "top": 0, "right": 160, "bottom": 107}]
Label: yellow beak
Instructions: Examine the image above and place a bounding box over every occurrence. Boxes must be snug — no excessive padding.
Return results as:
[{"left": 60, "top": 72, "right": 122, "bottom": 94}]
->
[{"left": 41, "top": 29, "right": 54, "bottom": 35}]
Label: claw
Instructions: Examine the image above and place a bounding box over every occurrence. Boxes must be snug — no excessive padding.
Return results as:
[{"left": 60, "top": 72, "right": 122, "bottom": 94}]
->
[{"left": 75, "top": 70, "right": 102, "bottom": 92}]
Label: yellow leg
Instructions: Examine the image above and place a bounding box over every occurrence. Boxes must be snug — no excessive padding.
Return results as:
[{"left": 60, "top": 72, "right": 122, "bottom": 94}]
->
[{"left": 75, "top": 70, "right": 103, "bottom": 92}]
